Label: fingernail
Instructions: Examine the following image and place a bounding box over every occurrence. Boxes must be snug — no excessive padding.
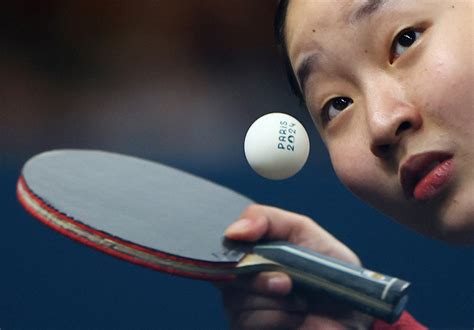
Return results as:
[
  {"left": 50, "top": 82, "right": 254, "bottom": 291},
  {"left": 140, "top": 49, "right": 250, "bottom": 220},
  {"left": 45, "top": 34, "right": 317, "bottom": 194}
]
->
[
  {"left": 267, "top": 275, "right": 289, "bottom": 294},
  {"left": 225, "top": 218, "right": 251, "bottom": 235}
]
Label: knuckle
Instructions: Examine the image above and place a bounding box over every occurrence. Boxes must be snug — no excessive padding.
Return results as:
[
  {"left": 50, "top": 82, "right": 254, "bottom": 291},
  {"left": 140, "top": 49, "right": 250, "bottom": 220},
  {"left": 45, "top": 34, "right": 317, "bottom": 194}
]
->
[{"left": 299, "top": 215, "right": 315, "bottom": 226}]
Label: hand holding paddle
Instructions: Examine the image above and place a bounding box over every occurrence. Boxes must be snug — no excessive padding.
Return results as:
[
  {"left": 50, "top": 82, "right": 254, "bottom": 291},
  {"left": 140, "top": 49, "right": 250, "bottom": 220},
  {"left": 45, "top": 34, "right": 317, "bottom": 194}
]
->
[{"left": 220, "top": 204, "right": 374, "bottom": 329}]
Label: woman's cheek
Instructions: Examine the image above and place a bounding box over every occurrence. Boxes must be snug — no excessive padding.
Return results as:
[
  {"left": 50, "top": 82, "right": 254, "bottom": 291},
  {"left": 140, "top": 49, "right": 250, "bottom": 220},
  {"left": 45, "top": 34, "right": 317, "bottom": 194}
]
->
[
  {"left": 418, "top": 16, "right": 474, "bottom": 129},
  {"left": 328, "top": 145, "right": 382, "bottom": 200}
]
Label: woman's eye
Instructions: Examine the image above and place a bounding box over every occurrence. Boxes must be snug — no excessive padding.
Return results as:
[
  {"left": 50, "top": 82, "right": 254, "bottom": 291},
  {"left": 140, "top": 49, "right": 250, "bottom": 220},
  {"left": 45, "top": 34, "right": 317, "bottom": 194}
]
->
[
  {"left": 391, "top": 28, "right": 422, "bottom": 61},
  {"left": 322, "top": 97, "right": 353, "bottom": 121}
]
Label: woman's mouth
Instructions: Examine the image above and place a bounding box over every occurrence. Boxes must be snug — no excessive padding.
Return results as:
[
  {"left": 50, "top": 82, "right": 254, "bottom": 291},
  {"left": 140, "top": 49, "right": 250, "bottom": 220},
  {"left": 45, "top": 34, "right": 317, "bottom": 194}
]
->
[{"left": 400, "top": 152, "right": 454, "bottom": 201}]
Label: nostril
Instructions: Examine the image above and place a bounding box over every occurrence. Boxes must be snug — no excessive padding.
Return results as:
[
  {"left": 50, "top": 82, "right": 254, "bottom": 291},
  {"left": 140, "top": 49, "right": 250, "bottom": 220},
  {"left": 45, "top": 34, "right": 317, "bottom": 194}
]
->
[
  {"left": 378, "top": 144, "right": 391, "bottom": 155},
  {"left": 396, "top": 121, "right": 412, "bottom": 136},
  {"left": 371, "top": 143, "right": 392, "bottom": 158}
]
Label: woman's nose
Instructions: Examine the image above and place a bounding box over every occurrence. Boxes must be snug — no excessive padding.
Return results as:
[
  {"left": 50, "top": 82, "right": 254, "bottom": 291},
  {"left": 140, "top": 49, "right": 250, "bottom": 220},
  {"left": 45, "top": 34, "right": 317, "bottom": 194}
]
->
[{"left": 366, "top": 90, "right": 422, "bottom": 158}]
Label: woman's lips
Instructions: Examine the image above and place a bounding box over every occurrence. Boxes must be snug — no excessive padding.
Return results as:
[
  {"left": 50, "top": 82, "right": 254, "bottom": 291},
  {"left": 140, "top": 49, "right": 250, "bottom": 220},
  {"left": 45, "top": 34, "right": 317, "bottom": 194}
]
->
[{"left": 400, "top": 152, "right": 454, "bottom": 201}]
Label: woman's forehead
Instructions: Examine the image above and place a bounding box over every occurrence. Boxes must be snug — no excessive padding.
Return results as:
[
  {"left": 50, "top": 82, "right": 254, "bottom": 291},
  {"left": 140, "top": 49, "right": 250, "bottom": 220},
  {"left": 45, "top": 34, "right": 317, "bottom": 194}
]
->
[
  {"left": 287, "top": 0, "right": 388, "bottom": 27},
  {"left": 285, "top": 0, "right": 393, "bottom": 60},
  {"left": 285, "top": 1, "right": 353, "bottom": 58}
]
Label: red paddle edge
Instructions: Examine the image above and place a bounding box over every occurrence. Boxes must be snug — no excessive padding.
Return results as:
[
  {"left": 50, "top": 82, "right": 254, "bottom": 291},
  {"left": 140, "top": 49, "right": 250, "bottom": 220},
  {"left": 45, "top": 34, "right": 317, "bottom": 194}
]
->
[{"left": 17, "top": 176, "right": 237, "bottom": 281}]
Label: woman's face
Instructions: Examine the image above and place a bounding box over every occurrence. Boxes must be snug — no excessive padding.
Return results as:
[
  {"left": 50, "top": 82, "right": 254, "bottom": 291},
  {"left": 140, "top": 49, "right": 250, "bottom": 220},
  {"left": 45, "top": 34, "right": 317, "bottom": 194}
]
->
[{"left": 285, "top": 0, "right": 474, "bottom": 243}]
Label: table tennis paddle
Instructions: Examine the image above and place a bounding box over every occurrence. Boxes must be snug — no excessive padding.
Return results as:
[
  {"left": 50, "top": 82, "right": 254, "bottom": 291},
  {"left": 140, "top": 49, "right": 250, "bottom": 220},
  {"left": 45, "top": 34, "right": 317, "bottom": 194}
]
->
[{"left": 17, "top": 149, "right": 410, "bottom": 323}]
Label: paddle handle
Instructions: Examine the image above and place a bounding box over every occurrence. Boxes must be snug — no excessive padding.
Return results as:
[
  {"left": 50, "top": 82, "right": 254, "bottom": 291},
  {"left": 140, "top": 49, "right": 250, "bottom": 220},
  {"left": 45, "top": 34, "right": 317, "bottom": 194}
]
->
[{"left": 253, "top": 242, "right": 410, "bottom": 323}]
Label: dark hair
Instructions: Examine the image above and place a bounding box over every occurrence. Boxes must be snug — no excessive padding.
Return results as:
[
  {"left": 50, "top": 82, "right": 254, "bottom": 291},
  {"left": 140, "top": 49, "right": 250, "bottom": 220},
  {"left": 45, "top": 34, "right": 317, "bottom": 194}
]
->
[{"left": 274, "top": 0, "right": 305, "bottom": 105}]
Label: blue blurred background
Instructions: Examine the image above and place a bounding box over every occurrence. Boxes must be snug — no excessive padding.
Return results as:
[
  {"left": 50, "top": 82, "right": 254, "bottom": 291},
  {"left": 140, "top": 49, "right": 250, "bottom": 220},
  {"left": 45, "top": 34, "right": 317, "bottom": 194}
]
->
[{"left": 1, "top": 1, "right": 472, "bottom": 329}]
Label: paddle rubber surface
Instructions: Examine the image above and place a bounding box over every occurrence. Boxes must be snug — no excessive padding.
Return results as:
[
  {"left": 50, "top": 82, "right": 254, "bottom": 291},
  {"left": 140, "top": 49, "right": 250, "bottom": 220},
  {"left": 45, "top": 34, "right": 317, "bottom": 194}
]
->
[{"left": 17, "top": 150, "right": 253, "bottom": 280}]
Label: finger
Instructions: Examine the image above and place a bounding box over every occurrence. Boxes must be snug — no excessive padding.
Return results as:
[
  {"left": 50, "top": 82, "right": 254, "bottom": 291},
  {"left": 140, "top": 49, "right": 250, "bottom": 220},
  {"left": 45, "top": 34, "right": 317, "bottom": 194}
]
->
[
  {"left": 216, "top": 272, "right": 292, "bottom": 296},
  {"left": 220, "top": 290, "right": 308, "bottom": 313},
  {"left": 299, "top": 311, "right": 374, "bottom": 330},
  {"left": 224, "top": 216, "right": 268, "bottom": 242},
  {"left": 225, "top": 204, "right": 317, "bottom": 243},
  {"left": 230, "top": 310, "right": 305, "bottom": 330},
  {"left": 225, "top": 204, "right": 360, "bottom": 264},
  {"left": 299, "top": 315, "right": 350, "bottom": 330}
]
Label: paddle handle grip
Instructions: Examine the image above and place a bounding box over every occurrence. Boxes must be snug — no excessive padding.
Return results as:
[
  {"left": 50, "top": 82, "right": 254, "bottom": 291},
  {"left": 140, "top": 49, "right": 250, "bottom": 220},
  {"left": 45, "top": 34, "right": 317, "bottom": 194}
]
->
[{"left": 253, "top": 242, "right": 410, "bottom": 323}]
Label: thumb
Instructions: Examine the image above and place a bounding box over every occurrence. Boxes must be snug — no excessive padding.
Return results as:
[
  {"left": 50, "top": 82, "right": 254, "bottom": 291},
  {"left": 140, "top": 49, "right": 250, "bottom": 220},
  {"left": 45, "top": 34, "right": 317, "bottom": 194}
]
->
[
  {"left": 224, "top": 204, "right": 360, "bottom": 265},
  {"left": 225, "top": 204, "right": 325, "bottom": 245}
]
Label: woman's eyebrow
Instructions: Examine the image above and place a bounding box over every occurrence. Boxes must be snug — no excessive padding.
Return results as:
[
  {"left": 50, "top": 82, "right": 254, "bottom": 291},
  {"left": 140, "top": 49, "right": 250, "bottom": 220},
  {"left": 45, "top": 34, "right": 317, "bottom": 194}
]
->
[
  {"left": 349, "top": 0, "right": 390, "bottom": 23},
  {"left": 295, "top": 0, "right": 391, "bottom": 93},
  {"left": 296, "top": 53, "right": 320, "bottom": 95}
]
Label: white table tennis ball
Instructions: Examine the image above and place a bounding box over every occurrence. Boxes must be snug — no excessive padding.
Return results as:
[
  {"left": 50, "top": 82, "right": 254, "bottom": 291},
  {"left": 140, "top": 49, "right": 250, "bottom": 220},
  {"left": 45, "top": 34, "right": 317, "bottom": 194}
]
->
[{"left": 244, "top": 112, "right": 310, "bottom": 180}]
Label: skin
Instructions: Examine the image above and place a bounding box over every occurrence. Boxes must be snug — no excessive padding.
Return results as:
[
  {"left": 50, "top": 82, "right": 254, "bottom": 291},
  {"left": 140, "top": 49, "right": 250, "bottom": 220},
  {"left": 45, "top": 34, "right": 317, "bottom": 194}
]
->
[
  {"left": 221, "top": 207, "right": 372, "bottom": 329},
  {"left": 220, "top": 0, "right": 473, "bottom": 328}
]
